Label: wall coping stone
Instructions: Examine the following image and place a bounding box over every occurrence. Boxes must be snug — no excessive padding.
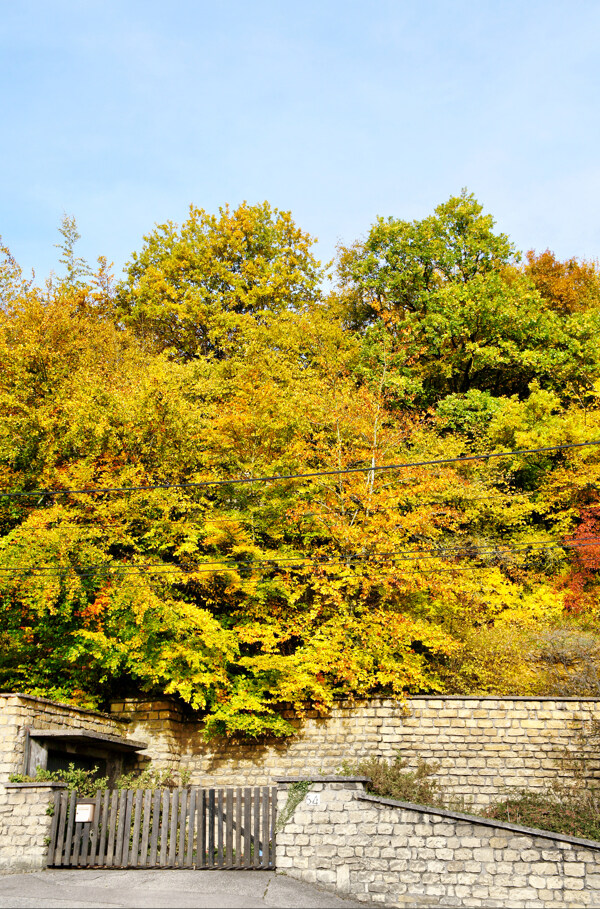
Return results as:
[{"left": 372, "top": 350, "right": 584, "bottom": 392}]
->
[
  {"left": 402, "top": 695, "right": 600, "bottom": 702},
  {"left": 3, "top": 782, "right": 67, "bottom": 789},
  {"left": 298, "top": 695, "right": 600, "bottom": 704},
  {"left": 275, "top": 776, "right": 370, "bottom": 784},
  {"left": 0, "top": 692, "right": 126, "bottom": 721},
  {"left": 356, "top": 791, "right": 600, "bottom": 850}
]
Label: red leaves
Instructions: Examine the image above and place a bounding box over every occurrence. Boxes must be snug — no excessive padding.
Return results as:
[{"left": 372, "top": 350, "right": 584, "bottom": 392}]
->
[{"left": 563, "top": 506, "right": 600, "bottom": 613}]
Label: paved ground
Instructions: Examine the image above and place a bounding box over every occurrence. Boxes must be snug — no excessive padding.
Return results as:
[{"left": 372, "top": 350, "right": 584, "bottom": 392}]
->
[{"left": 0, "top": 869, "right": 365, "bottom": 908}]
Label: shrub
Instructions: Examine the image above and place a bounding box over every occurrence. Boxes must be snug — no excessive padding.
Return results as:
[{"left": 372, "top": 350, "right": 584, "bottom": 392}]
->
[
  {"left": 483, "top": 779, "right": 600, "bottom": 841},
  {"left": 8, "top": 764, "right": 191, "bottom": 793},
  {"left": 340, "top": 754, "right": 450, "bottom": 808},
  {"left": 9, "top": 764, "right": 108, "bottom": 797},
  {"left": 115, "top": 767, "right": 191, "bottom": 790}
]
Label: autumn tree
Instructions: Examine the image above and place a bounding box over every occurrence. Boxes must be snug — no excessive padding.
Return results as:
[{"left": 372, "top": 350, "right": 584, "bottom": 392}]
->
[
  {"left": 525, "top": 248, "right": 600, "bottom": 314},
  {"left": 117, "top": 201, "right": 325, "bottom": 360},
  {"left": 337, "top": 192, "right": 600, "bottom": 403},
  {"left": 2, "top": 202, "right": 600, "bottom": 734}
]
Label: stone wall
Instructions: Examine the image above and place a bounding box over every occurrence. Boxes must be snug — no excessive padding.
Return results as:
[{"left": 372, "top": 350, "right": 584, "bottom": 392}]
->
[
  {"left": 0, "top": 782, "right": 62, "bottom": 872},
  {"left": 276, "top": 777, "right": 600, "bottom": 908},
  {"left": 0, "top": 693, "right": 129, "bottom": 780},
  {"left": 111, "top": 696, "right": 600, "bottom": 806},
  {"left": 3, "top": 693, "right": 600, "bottom": 808}
]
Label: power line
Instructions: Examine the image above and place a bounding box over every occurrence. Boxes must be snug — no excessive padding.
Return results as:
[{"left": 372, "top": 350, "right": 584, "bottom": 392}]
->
[
  {"left": 0, "top": 538, "right": 585, "bottom": 571},
  {"left": 2, "top": 557, "right": 597, "bottom": 584},
  {"left": 1, "top": 439, "right": 598, "bottom": 500},
  {"left": 0, "top": 538, "right": 595, "bottom": 577},
  {"left": 5, "top": 478, "right": 597, "bottom": 526}
]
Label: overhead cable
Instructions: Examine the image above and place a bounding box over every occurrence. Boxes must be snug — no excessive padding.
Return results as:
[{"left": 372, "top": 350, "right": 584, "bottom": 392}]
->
[{"left": 1, "top": 439, "right": 598, "bottom": 500}]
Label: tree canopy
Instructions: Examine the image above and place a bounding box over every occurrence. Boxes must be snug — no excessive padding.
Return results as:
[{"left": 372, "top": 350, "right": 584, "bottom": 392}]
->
[
  {"left": 1, "top": 195, "right": 600, "bottom": 737},
  {"left": 117, "top": 201, "right": 324, "bottom": 361}
]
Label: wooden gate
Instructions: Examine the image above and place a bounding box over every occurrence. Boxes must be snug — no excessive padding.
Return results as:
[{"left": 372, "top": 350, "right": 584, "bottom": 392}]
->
[{"left": 47, "top": 786, "right": 277, "bottom": 870}]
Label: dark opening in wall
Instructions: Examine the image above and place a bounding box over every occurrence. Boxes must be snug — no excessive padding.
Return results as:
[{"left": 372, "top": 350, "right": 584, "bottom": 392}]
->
[{"left": 46, "top": 750, "right": 107, "bottom": 778}]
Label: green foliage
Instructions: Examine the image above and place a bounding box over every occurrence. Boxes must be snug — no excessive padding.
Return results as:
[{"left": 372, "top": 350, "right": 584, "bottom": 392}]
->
[
  {"left": 338, "top": 192, "right": 600, "bottom": 404},
  {"left": 275, "top": 780, "right": 313, "bottom": 832},
  {"left": 9, "top": 764, "right": 192, "bottom": 793},
  {"left": 346, "top": 751, "right": 600, "bottom": 841},
  {"left": 114, "top": 767, "right": 191, "bottom": 790},
  {"left": 483, "top": 781, "right": 600, "bottom": 841},
  {"left": 9, "top": 764, "right": 108, "bottom": 797},
  {"left": 117, "top": 201, "right": 324, "bottom": 360},
  {"left": 1, "top": 195, "right": 600, "bottom": 737},
  {"left": 340, "top": 754, "right": 449, "bottom": 808}
]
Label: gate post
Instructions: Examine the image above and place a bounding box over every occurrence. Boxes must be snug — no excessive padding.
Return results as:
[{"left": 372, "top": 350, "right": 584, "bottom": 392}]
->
[{"left": 0, "top": 782, "right": 66, "bottom": 872}]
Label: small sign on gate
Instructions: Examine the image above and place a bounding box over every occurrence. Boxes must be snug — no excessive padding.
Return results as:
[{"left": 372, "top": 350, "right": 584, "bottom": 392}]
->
[{"left": 75, "top": 800, "right": 96, "bottom": 823}]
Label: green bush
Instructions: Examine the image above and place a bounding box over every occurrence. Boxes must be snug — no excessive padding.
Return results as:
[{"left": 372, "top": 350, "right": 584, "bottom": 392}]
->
[
  {"left": 9, "top": 764, "right": 191, "bottom": 793},
  {"left": 9, "top": 764, "right": 108, "bottom": 797},
  {"left": 114, "top": 767, "right": 191, "bottom": 791},
  {"left": 340, "top": 754, "right": 452, "bottom": 809},
  {"left": 483, "top": 780, "right": 600, "bottom": 841}
]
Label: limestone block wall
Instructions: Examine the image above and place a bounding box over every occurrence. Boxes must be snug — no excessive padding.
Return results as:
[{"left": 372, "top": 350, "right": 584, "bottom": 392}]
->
[
  {"left": 4, "top": 693, "right": 600, "bottom": 807},
  {"left": 0, "top": 782, "right": 62, "bottom": 872},
  {"left": 110, "top": 699, "right": 184, "bottom": 773},
  {"left": 276, "top": 777, "right": 600, "bottom": 908},
  {"left": 0, "top": 693, "right": 129, "bottom": 779},
  {"left": 111, "top": 697, "right": 600, "bottom": 806}
]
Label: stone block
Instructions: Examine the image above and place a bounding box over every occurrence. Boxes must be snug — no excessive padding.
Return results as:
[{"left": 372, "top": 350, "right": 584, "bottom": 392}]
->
[
  {"left": 315, "top": 870, "right": 336, "bottom": 885},
  {"left": 530, "top": 861, "right": 558, "bottom": 875},
  {"left": 564, "top": 861, "right": 585, "bottom": 877}
]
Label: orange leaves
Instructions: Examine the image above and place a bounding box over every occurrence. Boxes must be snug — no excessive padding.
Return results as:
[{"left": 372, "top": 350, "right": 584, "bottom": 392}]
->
[
  {"left": 76, "top": 588, "right": 110, "bottom": 629},
  {"left": 563, "top": 506, "right": 600, "bottom": 614},
  {"left": 526, "top": 249, "right": 600, "bottom": 314}
]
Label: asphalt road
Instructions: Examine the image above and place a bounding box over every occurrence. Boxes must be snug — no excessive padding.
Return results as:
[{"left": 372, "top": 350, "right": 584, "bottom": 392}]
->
[{"left": 0, "top": 869, "right": 365, "bottom": 908}]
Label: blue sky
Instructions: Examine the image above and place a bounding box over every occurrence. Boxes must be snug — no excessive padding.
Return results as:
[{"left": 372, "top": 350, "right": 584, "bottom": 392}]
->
[{"left": 1, "top": 0, "right": 599, "bottom": 282}]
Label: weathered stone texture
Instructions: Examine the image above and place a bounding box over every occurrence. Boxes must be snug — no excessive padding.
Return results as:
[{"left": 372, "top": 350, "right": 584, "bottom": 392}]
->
[
  {"left": 4, "top": 693, "right": 600, "bottom": 807},
  {"left": 0, "top": 783, "right": 60, "bottom": 872},
  {"left": 113, "top": 696, "right": 600, "bottom": 805},
  {"left": 276, "top": 778, "right": 600, "bottom": 908},
  {"left": 0, "top": 694, "right": 129, "bottom": 779}
]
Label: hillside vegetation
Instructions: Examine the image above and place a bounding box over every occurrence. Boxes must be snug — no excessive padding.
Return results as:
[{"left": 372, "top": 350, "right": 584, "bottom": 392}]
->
[{"left": 1, "top": 193, "right": 600, "bottom": 737}]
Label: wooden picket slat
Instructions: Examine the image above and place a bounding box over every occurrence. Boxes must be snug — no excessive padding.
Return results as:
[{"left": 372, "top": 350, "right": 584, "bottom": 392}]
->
[
  {"left": 72, "top": 812, "right": 83, "bottom": 868},
  {"left": 149, "top": 789, "right": 161, "bottom": 866},
  {"left": 119, "top": 790, "right": 133, "bottom": 866},
  {"left": 105, "top": 790, "right": 119, "bottom": 867},
  {"left": 140, "top": 789, "right": 152, "bottom": 867},
  {"left": 129, "top": 791, "right": 143, "bottom": 866},
  {"left": 158, "top": 790, "right": 169, "bottom": 866},
  {"left": 253, "top": 787, "right": 260, "bottom": 869},
  {"left": 207, "top": 789, "right": 215, "bottom": 867},
  {"left": 185, "top": 788, "right": 196, "bottom": 868},
  {"left": 87, "top": 790, "right": 102, "bottom": 866},
  {"left": 112, "top": 790, "right": 126, "bottom": 867},
  {"left": 225, "top": 789, "right": 233, "bottom": 869},
  {"left": 243, "top": 787, "right": 251, "bottom": 868},
  {"left": 62, "top": 790, "right": 77, "bottom": 866},
  {"left": 53, "top": 789, "right": 68, "bottom": 867},
  {"left": 177, "top": 788, "right": 187, "bottom": 867},
  {"left": 261, "top": 787, "right": 269, "bottom": 869},
  {"left": 45, "top": 790, "right": 61, "bottom": 867},
  {"left": 47, "top": 784, "right": 277, "bottom": 871},
  {"left": 235, "top": 788, "right": 242, "bottom": 868},
  {"left": 80, "top": 818, "right": 92, "bottom": 867},
  {"left": 167, "top": 789, "right": 179, "bottom": 867},
  {"left": 216, "top": 789, "right": 223, "bottom": 868},
  {"left": 96, "top": 790, "right": 110, "bottom": 867},
  {"left": 197, "top": 788, "right": 206, "bottom": 868},
  {"left": 270, "top": 786, "right": 277, "bottom": 869}
]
